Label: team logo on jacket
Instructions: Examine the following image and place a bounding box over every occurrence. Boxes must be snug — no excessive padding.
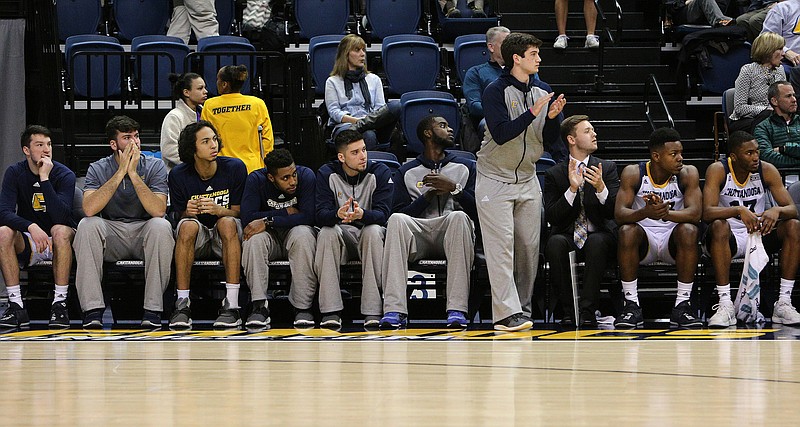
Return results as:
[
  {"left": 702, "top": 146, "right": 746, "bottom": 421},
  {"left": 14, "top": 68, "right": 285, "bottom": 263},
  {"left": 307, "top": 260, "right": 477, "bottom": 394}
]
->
[{"left": 31, "top": 193, "right": 46, "bottom": 212}]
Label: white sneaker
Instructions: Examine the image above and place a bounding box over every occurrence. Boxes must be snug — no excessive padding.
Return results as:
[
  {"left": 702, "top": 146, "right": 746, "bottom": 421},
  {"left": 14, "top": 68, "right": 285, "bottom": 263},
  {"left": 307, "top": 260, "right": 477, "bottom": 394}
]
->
[
  {"left": 585, "top": 35, "right": 600, "bottom": 49},
  {"left": 708, "top": 300, "right": 736, "bottom": 328},
  {"left": 772, "top": 300, "right": 800, "bottom": 326},
  {"left": 553, "top": 35, "right": 568, "bottom": 49}
]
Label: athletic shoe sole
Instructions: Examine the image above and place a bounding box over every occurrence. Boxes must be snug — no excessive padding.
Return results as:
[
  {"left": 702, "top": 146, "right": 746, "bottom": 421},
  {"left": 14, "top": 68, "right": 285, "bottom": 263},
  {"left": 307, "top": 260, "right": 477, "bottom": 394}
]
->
[
  {"left": 245, "top": 317, "right": 271, "bottom": 329},
  {"left": 293, "top": 319, "right": 315, "bottom": 328},
  {"left": 614, "top": 321, "right": 643, "bottom": 329},
  {"left": 493, "top": 320, "right": 533, "bottom": 332}
]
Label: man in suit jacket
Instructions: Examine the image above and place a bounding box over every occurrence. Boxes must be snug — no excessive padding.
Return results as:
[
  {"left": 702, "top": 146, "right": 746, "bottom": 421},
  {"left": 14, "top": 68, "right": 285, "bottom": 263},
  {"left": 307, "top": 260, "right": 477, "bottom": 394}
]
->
[{"left": 544, "top": 115, "right": 620, "bottom": 327}]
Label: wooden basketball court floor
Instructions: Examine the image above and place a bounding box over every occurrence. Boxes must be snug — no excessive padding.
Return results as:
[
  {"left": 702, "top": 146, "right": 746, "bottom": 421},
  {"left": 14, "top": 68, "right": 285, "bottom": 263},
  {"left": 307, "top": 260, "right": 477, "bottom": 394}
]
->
[{"left": 2, "top": 325, "right": 799, "bottom": 425}]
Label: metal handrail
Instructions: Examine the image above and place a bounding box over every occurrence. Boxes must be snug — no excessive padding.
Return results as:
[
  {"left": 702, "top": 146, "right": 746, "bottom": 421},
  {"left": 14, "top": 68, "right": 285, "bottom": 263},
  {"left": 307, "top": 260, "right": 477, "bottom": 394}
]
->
[{"left": 644, "top": 73, "right": 675, "bottom": 130}]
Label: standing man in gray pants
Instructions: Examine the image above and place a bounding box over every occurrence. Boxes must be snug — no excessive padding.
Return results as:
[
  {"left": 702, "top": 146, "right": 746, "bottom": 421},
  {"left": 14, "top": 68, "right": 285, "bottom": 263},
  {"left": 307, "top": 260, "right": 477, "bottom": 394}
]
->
[
  {"left": 240, "top": 148, "right": 318, "bottom": 329},
  {"left": 167, "top": 0, "right": 220, "bottom": 44},
  {"left": 75, "top": 116, "right": 174, "bottom": 329},
  {"left": 476, "top": 33, "right": 566, "bottom": 331},
  {"left": 380, "top": 116, "right": 477, "bottom": 330},
  {"left": 315, "top": 129, "right": 393, "bottom": 331}
]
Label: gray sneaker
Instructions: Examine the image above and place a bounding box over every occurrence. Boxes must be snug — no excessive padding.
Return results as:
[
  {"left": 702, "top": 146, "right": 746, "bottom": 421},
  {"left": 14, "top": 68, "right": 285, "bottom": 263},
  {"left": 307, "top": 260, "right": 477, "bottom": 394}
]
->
[
  {"left": 363, "top": 315, "right": 381, "bottom": 330},
  {"left": 772, "top": 300, "right": 800, "bottom": 326},
  {"left": 293, "top": 309, "right": 315, "bottom": 328},
  {"left": 245, "top": 300, "right": 271, "bottom": 329},
  {"left": 213, "top": 298, "right": 242, "bottom": 328},
  {"left": 169, "top": 298, "right": 192, "bottom": 329},
  {"left": 320, "top": 312, "right": 342, "bottom": 330},
  {"left": 493, "top": 313, "right": 533, "bottom": 332}
]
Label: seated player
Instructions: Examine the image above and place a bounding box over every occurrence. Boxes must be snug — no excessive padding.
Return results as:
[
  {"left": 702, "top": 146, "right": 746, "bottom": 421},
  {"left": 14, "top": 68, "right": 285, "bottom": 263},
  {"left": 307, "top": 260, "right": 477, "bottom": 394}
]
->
[
  {"left": 240, "top": 149, "right": 318, "bottom": 329},
  {"left": 167, "top": 121, "right": 247, "bottom": 329},
  {"left": 703, "top": 130, "right": 800, "bottom": 327},
  {"left": 614, "top": 127, "right": 703, "bottom": 329},
  {"left": 0, "top": 125, "right": 76, "bottom": 329},
  {"left": 380, "top": 116, "right": 477, "bottom": 330},
  {"left": 314, "top": 129, "right": 393, "bottom": 330}
]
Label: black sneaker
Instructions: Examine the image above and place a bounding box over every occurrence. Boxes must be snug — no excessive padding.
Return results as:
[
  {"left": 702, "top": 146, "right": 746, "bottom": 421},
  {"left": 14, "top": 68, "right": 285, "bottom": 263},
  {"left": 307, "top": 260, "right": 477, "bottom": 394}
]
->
[
  {"left": 493, "top": 313, "right": 533, "bottom": 332},
  {"left": 670, "top": 300, "right": 703, "bottom": 329},
  {"left": 363, "top": 315, "right": 381, "bottom": 331},
  {"left": 141, "top": 309, "right": 162, "bottom": 329},
  {"left": 82, "top": 308, "right": 104, "bottom": 329},
  {"left": 0, "top": 302, "right": 30, "bottom": 329},
  {"left": 245, "top": 300, "right": 271, "bottom": 329},
  {"left": 614, "top": 300, "right": 643, "bottom": 329},
  {"left": 49, "top": 300, "right": 70, "bottom": 329},
  {"left": 169, "top": 298, "right": 192, "bottom": 330},
  {"left": 579, "top": 309, "right": 598, "bottom": 328}
]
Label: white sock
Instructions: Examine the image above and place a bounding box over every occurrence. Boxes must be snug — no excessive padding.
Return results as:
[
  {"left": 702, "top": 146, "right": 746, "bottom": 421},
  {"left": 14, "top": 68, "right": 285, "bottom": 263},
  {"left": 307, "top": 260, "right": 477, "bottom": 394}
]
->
[
  {"left": 177, "top": 289, "right": 190, "bottom": 300},
  {"left": 53, "top": 285, "right": 69, "bottom": 303},
  {"left": 675, "top": 281, "right": 693, "bottom": 306},
  {"left": 779, "top": 278, "right": 794, "bottom": 303},
  {"left": 621, "top": 280, "right": 639, "bottom": 305},
  {"left": 225, "top": 283, "right": 240, "bottom": 309},
  {"left": 6, "top": 285, "right": 23, "bottom": 307},
  {"left": 716, "top": 284, "right": 732, "bottom": 304}
]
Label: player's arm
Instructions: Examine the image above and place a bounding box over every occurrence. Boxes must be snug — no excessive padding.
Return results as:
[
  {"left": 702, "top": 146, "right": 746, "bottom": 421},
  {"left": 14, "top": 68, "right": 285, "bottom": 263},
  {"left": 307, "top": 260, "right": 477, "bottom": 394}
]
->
[
  {"left": 762, "top": 161, "right": 798, "bottom": 222},
  {"left": 614, "top": 164, "right": 649, "bottom": 225},
  {"left": 664, "top": 165, "right": 702, "bottom": 223},
  {"left": 82, "top": 162, "right": 126, "bottom": 217}
]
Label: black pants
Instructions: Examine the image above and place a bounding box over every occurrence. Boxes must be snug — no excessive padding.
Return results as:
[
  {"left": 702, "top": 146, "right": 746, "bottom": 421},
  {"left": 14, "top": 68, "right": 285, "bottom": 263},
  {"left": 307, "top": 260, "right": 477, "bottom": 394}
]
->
[{"left": 545, "top": 231, "right": 616, "bottom": 315}]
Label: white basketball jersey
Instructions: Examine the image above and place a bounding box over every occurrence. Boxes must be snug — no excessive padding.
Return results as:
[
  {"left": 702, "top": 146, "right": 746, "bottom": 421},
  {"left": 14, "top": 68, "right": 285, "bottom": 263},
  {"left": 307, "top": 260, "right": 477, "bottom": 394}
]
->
[
  {"left": 719, "top": 158, "right": 768, "bottom": 233},
  {"left": 632, "top": 162, "right": 685, "bottom": 230}
]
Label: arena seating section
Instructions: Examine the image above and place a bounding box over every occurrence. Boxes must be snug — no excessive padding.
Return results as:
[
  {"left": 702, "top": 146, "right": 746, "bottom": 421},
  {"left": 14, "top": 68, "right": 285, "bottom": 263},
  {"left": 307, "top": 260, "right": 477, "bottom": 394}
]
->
[{"left": 12, "top": 0, "right": 799, "bottom": 326}]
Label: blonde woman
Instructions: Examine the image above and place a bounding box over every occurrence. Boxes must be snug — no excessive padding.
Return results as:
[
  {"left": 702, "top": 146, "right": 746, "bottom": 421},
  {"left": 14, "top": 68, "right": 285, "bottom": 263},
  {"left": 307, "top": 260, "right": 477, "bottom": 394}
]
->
[
  {"left": 729, "top": 32, "right": 787, "bottom": 133},
  {"left": 324, "top": 34, "right": 399, "bottom": 150}
]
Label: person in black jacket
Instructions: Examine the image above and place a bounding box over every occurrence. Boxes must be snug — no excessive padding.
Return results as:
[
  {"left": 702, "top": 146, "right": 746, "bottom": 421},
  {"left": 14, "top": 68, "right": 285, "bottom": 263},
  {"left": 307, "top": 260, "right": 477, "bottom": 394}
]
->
[{"left": 544, "top": 115, "right": 619, "bottom": 328}]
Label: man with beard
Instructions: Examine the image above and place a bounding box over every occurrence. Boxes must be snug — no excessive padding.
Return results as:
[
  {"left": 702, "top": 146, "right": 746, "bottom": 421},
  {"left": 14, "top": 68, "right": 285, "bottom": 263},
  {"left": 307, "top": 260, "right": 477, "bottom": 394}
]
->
[
  {"left": 167, "top": 121, "right": 247, "bottom": 329},
  {"left": 240, "top": 148, "right": 317, "bottom": 329},
  {"left": 76, "top": 116, "right": 174, "bottom": 329},
  {"left": 703, "top": 130, "right": 800, "bottom": 327},
  {"left": 315, "top": 129, "right": 393, "bottom": 330},
  {"left": 614, "top": 127, "right": 703, "bottom": 329},
  {"left": 0, "top": 125, "right": 76, "bottom": 329},
  {"left": 380, "top": 116, "right": 477, "bottom": 330}
]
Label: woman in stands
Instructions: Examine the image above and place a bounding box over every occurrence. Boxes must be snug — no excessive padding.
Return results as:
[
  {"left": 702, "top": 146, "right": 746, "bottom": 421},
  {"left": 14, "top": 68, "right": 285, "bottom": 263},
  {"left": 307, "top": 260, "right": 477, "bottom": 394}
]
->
[
  {"left": 325, "top": 34, "right": 400, "bottom": 151},
  {"left": 729, "top": 32, "right": 786, "bottom": 133},
  {"left": 201, "top": 65, "right": 274, "bottom": 173},
  {"left": 160, "top": 73, "right": 207, "bottom": 171}
]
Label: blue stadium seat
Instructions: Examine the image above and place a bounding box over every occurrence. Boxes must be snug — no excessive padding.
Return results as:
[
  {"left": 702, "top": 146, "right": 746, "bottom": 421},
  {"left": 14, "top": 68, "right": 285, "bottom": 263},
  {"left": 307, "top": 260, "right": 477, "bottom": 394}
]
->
[
  {"left": 56, "top": 0, "right": 102, "bottom": 42},
  {"left": 368, "top": 151, "right": 401, "bottom": 170},
  {"left": 365, "top": 0, "right": 421, "bottom": 40},
  {"left": 454, "top": 34, "right": 487, "bottom": 84},
  {"left": 131, "top": 35, "right": 190, "bottom": 98},
  {"left": 309, "top": 35, "right": 345, "bottom": 97},
  {"left": 382, "top": 35, "right": 441, "bottom": 95},
  {"left": 113, "top": 0, "right": 170, "bottom": 41},
  {"left": 698, "top": 43, "right": 751, "bottom": 95},
  {"left": 216, "top": 0, "right": 236, "bottom": 35},
  {"left": 295, "top": 0, "right": 350, "bottom": 39},
  {"left": 65, "top": 35, "right": 125, "bottom": 98},
  {"left": 436, "top": 0, "right": 497, "bottom": 43},
  {"left": 196, "top": 36, "right": 256, "bottom": 95},
  {"left": 400, "top": 90, "right": 460, "bottom": 154}
]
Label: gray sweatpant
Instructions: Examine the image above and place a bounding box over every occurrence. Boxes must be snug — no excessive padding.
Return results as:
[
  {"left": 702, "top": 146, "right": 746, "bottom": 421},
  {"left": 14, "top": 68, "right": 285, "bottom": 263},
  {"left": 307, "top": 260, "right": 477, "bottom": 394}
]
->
[
  {"left": 382, "top": 212, "right": 474, "bottom": 315},
  {"left": 74, "top": 217, "right": 175, "bottom": 313},
  {"left": 315, "top": 224, "right": 385, "bottom": 316},
  {"left": 167, "top": 0, "right": 219, "bottom": 44},
  {"left": 241, "top": 225, "right": 318, "bottom": 309},
  {"left": 476, "top": 174, "right": 542, "bottom": 322}
]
